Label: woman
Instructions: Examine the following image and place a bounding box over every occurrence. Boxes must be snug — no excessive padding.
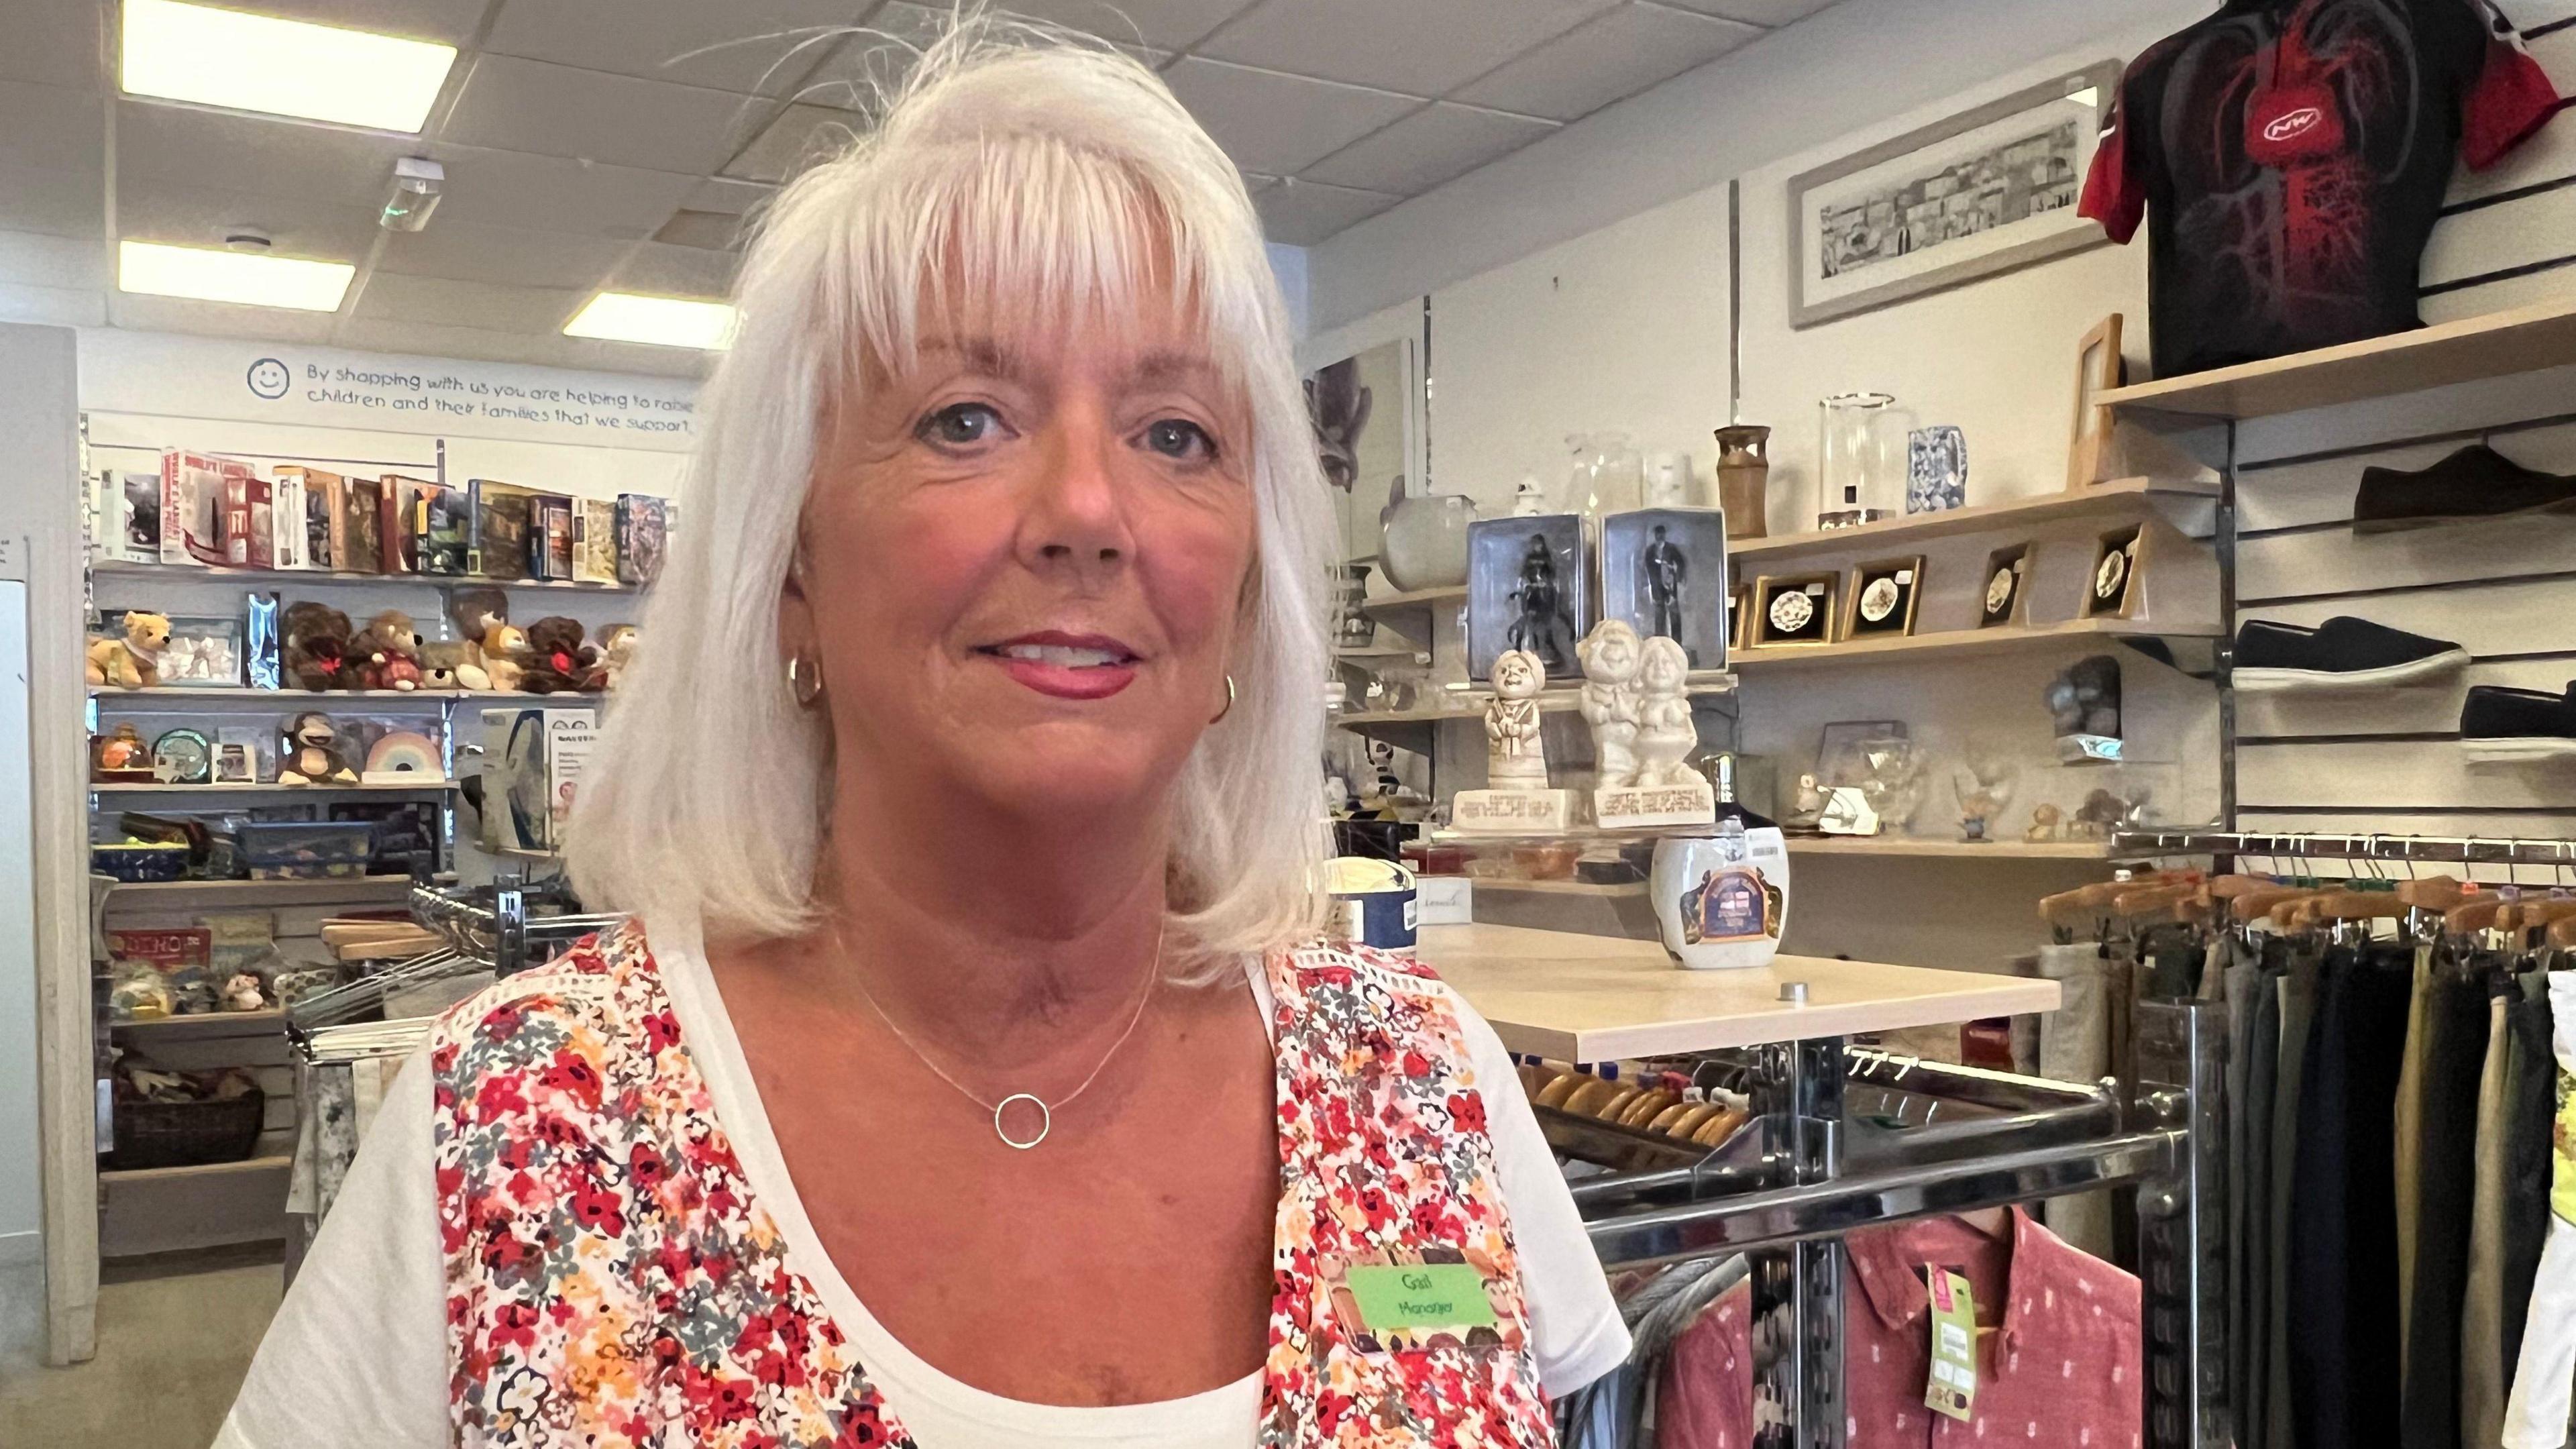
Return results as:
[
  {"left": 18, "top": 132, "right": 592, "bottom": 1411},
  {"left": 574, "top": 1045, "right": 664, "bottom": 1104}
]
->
[{"left": 220, "top": 24, "right": 1625, "bottom": 1449}]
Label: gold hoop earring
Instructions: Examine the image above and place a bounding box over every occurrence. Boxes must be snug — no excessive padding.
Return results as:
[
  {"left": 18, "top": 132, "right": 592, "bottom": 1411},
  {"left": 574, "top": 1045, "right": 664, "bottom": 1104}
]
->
[
  {"left": 1210, "top": 673, "right": 1236, "bottom": 724},
  {"left": 787, "top": 652, "right": 824, "bottom": 707}
]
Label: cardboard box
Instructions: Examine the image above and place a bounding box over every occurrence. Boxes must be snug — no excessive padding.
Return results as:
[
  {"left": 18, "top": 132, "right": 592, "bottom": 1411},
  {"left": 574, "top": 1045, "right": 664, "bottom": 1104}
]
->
[
  {"left": 615, "top": 493, "right": 665, "bottom": 585},
  {"left": 274, "top": 466, "right": 343, "bottom": 571},
  {"left": 572, "top": 497, "right": 618, "bottom": 584},
  {"left": 536, "top": 495, "right": 574, "bottom": 581},
  {"left": 466, "top": 479, "right": 537, "bottom": 580},
  {"left": 161, "top": 450, "right": 239, "bottom": 567},
  {"left": 478, "top": 706, "right": 596, "bottom": 854},
  {"left": 92, "top": 470, "right": 162, "bottom": 564}
]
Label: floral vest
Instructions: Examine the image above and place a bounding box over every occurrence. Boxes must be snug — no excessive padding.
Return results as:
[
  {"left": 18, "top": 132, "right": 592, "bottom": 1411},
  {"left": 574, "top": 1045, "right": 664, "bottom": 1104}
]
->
[{"left": 429, "top": 922, "right": 1556, "bottom": 1447}]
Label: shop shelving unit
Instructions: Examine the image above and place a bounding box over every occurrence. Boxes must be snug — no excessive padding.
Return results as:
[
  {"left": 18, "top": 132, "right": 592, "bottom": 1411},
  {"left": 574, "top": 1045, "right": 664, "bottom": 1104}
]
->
[
  {"left": 2096, "top": 292, "right": 2576, "bottom": 419},
  {"left": 1729, "top": 474, "right": 2218, "bottom": 562}
]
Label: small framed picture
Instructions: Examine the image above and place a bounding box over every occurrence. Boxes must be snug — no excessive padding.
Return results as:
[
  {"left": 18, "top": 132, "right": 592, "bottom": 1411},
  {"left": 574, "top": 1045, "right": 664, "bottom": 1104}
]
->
[
  {"left": 1979, "top": 544, "right": 2033, "bottom": 629},
  {"left": 2086, "top": 525, "right": 2145, "bottom": 619},
  {"left": 1728, "top": 584, "right": 1752, "bottom": 653},
  {"left": 1751, "top": 573, "right": 1838, "bottom": 648},
  {"left": 2067, "top": 313, "right": 2125, "bottom": 489},
  {"left": 1844, "top": 556, "right": 1925, "bottom": 639}
]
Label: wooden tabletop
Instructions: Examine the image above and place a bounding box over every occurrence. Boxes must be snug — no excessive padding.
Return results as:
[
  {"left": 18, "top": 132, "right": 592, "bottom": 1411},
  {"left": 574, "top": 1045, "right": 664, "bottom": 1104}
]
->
[{"left": 1416, "top": 923, "right": 2061, "bottom": 1061}]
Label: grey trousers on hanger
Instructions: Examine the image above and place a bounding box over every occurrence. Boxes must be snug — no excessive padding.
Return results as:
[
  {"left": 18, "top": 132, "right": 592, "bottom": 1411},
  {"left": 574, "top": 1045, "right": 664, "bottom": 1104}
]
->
[
  {"left": 2462, "top": 987, "right": 2515, "bottom": 1449},
  {"left": 2267, "top": 945, "right": 2323, "bottom": 1449},
  {"left": 2035, "top": 941, "right": 2115, "bottom": 1259}
]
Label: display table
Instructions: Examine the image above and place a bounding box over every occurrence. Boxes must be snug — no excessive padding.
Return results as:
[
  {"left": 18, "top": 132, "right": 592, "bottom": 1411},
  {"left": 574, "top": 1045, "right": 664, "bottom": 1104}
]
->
[{"left": 1417, "top": 923, "right": 2060, "bottom": 1061}]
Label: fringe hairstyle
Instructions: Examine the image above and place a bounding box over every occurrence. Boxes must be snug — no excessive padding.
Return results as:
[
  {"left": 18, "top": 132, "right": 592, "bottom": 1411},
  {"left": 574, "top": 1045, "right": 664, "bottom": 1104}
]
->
[{"left": 569, "top": 16, "right": 1334, "bottom": 960}]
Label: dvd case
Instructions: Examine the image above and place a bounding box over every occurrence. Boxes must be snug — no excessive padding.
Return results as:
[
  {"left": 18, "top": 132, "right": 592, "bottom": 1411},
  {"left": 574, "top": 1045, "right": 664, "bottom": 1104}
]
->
[{"left": 615, "top": 493, "right": 666, "bottom": 586}]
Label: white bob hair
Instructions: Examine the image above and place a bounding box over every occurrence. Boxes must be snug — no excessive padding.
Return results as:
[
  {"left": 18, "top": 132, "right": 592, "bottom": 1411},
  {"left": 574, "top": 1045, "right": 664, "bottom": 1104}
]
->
[{"left": 570, "top": 17, "right": 1334, "bottom": 957}]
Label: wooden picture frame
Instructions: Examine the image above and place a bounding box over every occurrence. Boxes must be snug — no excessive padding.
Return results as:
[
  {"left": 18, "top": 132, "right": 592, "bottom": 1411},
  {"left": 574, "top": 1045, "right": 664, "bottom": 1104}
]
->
[
  {"left": 1750, "top": 572, "right": 1839, "bottom": 648},
  {"left": 1843, "top": 556, "right": 1926, "bottom": 639},
  {"left": 2067, "top": 313, "right": 2125, "bottom": 489},
  {"left": 1978, "top": 543, "right": 2033, "bottom": 629},
  {"left": 2084, "top": 524, "right": 2146, "bottom": 619},
  {"left": 1728, "top": 584, "right": 1752, "bottom": 653}
]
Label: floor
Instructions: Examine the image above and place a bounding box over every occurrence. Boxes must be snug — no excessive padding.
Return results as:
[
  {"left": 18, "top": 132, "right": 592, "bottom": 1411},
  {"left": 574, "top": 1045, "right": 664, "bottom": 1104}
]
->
[{"left": 0, "top": 1245, "right": 282, "bottom": 1449}]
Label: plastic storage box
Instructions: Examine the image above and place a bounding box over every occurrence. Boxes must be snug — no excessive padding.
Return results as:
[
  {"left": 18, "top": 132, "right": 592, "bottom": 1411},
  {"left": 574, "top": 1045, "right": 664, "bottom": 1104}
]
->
[
  {"left": 92, "top": 841, "right": 190, "bottom": 882},
  {"left": 233, "top": 820, "right": 377, "bottom": 879}
]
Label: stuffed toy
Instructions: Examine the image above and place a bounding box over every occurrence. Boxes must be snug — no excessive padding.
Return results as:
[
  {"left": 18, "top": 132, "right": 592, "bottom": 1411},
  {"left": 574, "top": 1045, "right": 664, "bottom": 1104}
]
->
[
  {"left": 358, "top": 610, "right": 425, "bottom": 691},
  {"left": 480, "top": 622, "right": 531, "bottom": 692},
  {"left": 447, "top": 586, "right": 509, "bottom": 647},
  {"left": 594, "top": 624, "right": 638, "bottom": 692},
  {"left": 417, "top": 639, "right": 490, "bottom": 692},
  {"left": 86, "top": 610, "right": 171, "bottom": 688},
  {"left": 521, "top": 616, "right": 590, "bottom": 694},
  {"left": 280, "top": 602, "right": 356, "bottom": 692},
  {"left": 277, "top": 711, "right": 358, "bottom": 785}
]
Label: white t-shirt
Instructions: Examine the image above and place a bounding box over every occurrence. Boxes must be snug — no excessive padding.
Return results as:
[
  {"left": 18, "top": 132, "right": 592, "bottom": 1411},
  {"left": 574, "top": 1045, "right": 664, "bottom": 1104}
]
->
[{"left": 217, "top": 926, "right": 1629, "bottom": 1449}]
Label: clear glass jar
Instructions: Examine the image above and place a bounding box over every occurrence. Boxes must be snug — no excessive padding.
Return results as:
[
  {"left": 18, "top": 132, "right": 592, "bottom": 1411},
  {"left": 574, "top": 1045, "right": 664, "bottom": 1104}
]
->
[{"left": 1817, "top": 394, "right": 1911, "bottom": 529}]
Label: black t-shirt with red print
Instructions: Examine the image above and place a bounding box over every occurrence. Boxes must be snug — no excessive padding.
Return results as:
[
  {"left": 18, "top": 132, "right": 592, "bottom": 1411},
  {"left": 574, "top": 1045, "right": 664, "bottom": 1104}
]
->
[{"left": 2080, "top": 0, "right": 2561, "bottom": 379}]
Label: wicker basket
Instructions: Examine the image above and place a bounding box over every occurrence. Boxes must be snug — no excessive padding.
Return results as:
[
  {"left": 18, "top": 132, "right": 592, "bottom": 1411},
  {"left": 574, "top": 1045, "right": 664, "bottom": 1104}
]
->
[{"left": 105, "top": 1087, "right": 264, "bottom": 1171}]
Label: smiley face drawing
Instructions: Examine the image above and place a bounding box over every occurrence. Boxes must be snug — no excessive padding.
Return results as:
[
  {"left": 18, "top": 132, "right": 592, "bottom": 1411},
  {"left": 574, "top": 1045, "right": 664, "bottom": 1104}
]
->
[{"left": 245, "top": 358, "right": 290, "bottom": 400}]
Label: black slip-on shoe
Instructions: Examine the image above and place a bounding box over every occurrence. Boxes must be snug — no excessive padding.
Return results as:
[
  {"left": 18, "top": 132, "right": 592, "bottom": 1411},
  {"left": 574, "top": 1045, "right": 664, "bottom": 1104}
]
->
[
  {"left": 2233, "top": 616, "right": 2470, "bottom": 692},
  {"left": 2353, "top": 444, "right": 2576, "bottom": 535},
  {"left": 2461, "top": 684, "right": 2576, "bottom": 764}
]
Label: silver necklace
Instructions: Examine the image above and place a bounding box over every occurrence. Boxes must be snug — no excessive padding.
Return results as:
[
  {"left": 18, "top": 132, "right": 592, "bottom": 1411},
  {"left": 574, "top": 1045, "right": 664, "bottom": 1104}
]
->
[{"left": 826, "top": 921, "right": 1163, "bottom": 1150}]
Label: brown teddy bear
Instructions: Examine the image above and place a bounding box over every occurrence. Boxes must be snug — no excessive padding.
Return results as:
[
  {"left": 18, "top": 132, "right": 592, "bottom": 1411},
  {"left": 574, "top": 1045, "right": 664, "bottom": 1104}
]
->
[
  {"left": 520, "top": 616, "right": 590, "bottom": 694},
  {"left": 357, "top": 610, "right": 424, "bottom": 691},
  {"left": 281, "top": 602, "right": 356, "bottom": 692},
  {"left": 417, "top": 639, "right": 489, "bottom": 692},
  {"left": 87, "top": 610, "right": 172, "bottom": 688},
  {"left": 480, "top": 622, "right": 531, "bottom": 692}
]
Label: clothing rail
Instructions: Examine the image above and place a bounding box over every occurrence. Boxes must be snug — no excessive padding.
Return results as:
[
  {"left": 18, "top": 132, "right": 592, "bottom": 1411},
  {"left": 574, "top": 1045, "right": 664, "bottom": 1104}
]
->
[
  {"left": 409, "top": 880, "right": 618, "bottom": 977},
  {"left": 2112, "top": 828, "right": 2576, "bottom": 867}
]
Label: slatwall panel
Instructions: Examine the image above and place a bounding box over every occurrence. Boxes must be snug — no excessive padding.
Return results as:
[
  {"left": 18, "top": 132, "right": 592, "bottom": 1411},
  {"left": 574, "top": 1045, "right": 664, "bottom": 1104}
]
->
[{"left": 2225, "top": 13, "right": 2576, "bottom": 879}]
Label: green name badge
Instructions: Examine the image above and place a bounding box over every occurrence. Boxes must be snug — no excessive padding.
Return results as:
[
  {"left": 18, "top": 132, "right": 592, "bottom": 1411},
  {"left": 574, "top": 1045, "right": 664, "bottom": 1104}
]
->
[
  {"left": 1344, "top": 1264, "right": 1501, "bottom": 1334},
  {"left": 1925, "top": 1267, "right": 1979, "bottom": 1422}
]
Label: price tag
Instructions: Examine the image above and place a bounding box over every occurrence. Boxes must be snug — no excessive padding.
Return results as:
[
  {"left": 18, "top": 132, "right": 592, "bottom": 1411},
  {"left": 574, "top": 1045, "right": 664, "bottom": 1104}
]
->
[{"left": 1925, "top": 1268, "right": 1979, "bottom": 1421}]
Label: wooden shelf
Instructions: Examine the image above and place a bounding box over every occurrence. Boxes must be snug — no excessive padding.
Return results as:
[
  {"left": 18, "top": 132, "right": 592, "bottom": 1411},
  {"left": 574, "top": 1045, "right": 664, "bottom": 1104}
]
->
[
  {"left": 1335, "top": 645, "right": 1421, "bottom": 660},
  {"left": 1465, "top": 876, "right": 1648, "bottom": 896},
  {"left": 99, "top": 875, "right": 417, "bottom": 906},
  {"left": 91, "top": 779, "right": 458, "bottom": 794},
  {"left": 1731, "top": 476, "right": 2217, "bottom": 561},
  {"left": 92, "top": 686, "right": 598, "bottom": 703},
  {"left": 1358, "top": 585, "right": 1466, "bottom": 647},
  {"left": 92, "top": 559, "right": 641, "bottom": 594},
  {"left": 1420, "top": 923, "right": 2060, "bottom": 1060},
  {"left": 1336, "top": 677, "right": 1737, "bottom": 749},
  {"left": 2098, "top": 294, "right": 2576, "bottom": 420},
  {"left": 1784, "top": 837, "right": 2116, "bottom": 861},
  {"left": 98, "top": 1152, "right": 292, "bottom": 1185},
  {"left": 1732, "top": 616, "right": 2218, "bottom": 673},
  {"left": 110, "top": 1009, "right": 286, "bottom": 1036}
]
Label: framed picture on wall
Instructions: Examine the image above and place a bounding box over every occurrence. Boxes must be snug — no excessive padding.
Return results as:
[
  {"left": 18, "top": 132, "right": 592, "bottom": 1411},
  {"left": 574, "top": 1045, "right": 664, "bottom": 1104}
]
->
[
  {"left": 1304, "top": 331, "right": 1428, "bottom": 570},
  {"left": 1728, "top": 584, "right": 1752, "bottom": 653},
  {"left": 2067, "top": 314, "right": 2126, "bottom": 488},
  {"left": 1787, "top": 60, "right": 2121, "bottom": 329}
]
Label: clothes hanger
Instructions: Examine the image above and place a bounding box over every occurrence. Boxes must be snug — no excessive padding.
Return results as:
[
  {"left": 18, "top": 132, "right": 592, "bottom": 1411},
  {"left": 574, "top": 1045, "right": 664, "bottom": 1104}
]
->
[{"left": 2111, "top": 880, "right": 2212, "bottom": 927}]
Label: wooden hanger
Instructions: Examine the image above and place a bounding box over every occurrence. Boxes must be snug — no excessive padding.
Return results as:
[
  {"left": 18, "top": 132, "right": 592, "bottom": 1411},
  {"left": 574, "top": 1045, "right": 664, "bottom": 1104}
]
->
[
  {"left": 2232, "top": 885, "right": 2313, "bottom": 924},
  {"left": 2205, "top": 875, "right": 2278, "bottom": 900},
  {"left": 2550, "top": 915, "right": 2576, "bottom": 950},
  {"left": 2304, "top": 891, "right": 2414, "bottom": 923},
  {"left": 2111, "top": 881, "right": 2210, "bottom": 925},
  {"left": 2396, "top": 875, "right": 2477, "bottom": 911},
  {"left": 2447, "top": 897, "right": 2507, "bottom": 936}
]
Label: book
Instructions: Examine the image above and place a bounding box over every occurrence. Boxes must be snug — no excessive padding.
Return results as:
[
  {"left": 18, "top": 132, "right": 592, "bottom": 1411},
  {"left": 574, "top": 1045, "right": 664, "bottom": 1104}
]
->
[
  {"left": 337, "top": 475, "right": 384, "bottom": 574},
  {"left": 615, "top": 493, "right": 667, "bottom": 586},
  {"left": 572, "top": 497, "right": 619, "bottom": 584},
  {"left": 378, "top": 474, "right": 419, "bottom": 573},
  {"left": 467, "top": 479, "right": 537, "bottom": 580},
  {"left": 268, "top": 473, "right": 305, "bottom": 570},
  {"left": 275, "top": 466, "right": 342, "bottom": 571},
  {"left": 417, "top": 482, "right": 471, "bottom": 576},
  {"left": 537, "top": 495, "right": 574, "bottom": 581},
  {"left": 160, "top": 450, "right": 238, "bottom": 566},
  {"left": 224, "top": 474, "right": 266, "bottom": 568}
]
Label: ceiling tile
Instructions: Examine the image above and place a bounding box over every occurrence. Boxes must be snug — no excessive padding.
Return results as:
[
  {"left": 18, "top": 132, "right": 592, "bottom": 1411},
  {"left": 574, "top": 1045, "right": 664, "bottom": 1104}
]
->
[
  {"left": 355, "top": 271, "right": 586, "bottom": 333},
  {"left": 1454, "top": 3, "right": 1759, "bottom": 122},
  {"left": 482, "top": 0, "right": 878, "bottom": 96},
  {"left": 2, "top": 80, "right": 103, "bottom": 168},
  {"left": 0, "top": 228, "right": 106, "bottom": 290},
  {"left": 226, "top": 0, "right": 492, "bottom": 46},
  {"left": 721, "top": 102, "right": 864, "bottom": 183},
  {"left": 109, "top": 290, "right": 340, "bottom": 343},
  {"left": 1253, "top": 178, "right": 1399, "bottom": 246},
  {"left": 422, "top": 143, "right": 702, "bottom": 239},
  {"left": 0, "top": 159, "right": 105, "bottom": 238},
  {"left": 998, "top": 0, "right": 1259, "bottom": 49},
  {"left": 335, "top": 315, "right": 583, "bottom": 368},
  {"left": 117, "top": 100, "right": 409, "bottom": 205},
  {"left": 1198, "top": 0, "right": 1613, "bottom": 99},
  {"left": 0, "top": 279, "right": 109, "bottom": 328},
  {"left": 1161, "top": 59, "right": 1418, "bottom": 177},
  {"left": 115, "top": 177, "right": 382, "bottom": 260},
  {"left": 607, "top": 240, "right": 739, "bottom": 297},
  {"left": 1, "top": 1, "right": 100, "bottom": 88},
  {"left": 653, "top": 209, "right": 749, "bottom": 249},
  {"left": 1654, "top": 0, "right": 1835, "bottom": 23},
  {"left": 687, "top": 177, "right": 775, "bottom": 215},
  {"left": 1301, "top": 103, "right": 1556, "bottom": 195},
  {"left": 443, "top": 54, "right": 765, "bottom": 174},
  {"left": 377, "top": 219, "right": 631, "bottom": 290},
  {"left": 786, "top": 1, "right": 951, "bottom": 111}
]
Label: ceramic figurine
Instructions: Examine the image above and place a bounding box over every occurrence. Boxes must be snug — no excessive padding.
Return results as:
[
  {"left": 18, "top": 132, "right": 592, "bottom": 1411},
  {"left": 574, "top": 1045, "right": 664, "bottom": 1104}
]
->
[
  {"left": 1952, "top": 748, "right": 2020, "bottom": 843},
  {"left": 1576, "top": 620, "right": 1642, "bottom": 788},
  {"left": 2026, "top": 802, "right": 2064, "bottom": 842},
  {"left": 1510, "top": 474, "right": 1550, "bottom": 519},
  {"left": 1785, "top": 772, "right": 1827, "bottom": 832},
  {"left": 1506, "top": 533, "right": 1576, "bottom": 669},
  {"left": 1484, "top": 649, "right": 1550, "bottom": 789},
  {"left": 221, "top": 973, "right": 267, "bottom": 1012},
  {"left": 1631, "top": 637, "right": 1701, "bottom": 788},
  {"left": 1642, "top": 524, "right": 1689, "bottom": 645}
]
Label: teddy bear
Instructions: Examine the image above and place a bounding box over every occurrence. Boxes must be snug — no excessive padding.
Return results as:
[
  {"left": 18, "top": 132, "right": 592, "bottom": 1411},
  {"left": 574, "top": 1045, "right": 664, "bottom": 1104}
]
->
[
  {"left": 277, "top": 711, "right": 358, "bottom": 785},
  {"left": 594, "top": 624, "right": 637, "bottom": 692},
  {"left": 357, "top": 610, "right": 424, "bottom": 691},
  {"left": 86, "top": 610, "right": 171, "bottom": 688},
  {"left": 281, "top": 602, "right": 356, "bottom": 691},
  {"left": 480, "top": 622, "right": 531, "bottom": 692},
  {"left": 417, "top": 639, "right": 490, "bottom": 692},
  {"left": 448, "top": 586, "right": 509, "bottom": 647},
  {"left": 520, "top": 616, "right": 591, "bottom": 694}
]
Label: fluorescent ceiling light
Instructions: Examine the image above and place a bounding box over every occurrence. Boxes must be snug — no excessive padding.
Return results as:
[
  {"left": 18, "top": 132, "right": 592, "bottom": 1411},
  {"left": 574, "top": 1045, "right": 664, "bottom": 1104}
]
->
[
  {"left": 119, "top": 240, "right": 355, "bottom": 311},
  {"left": 564, "top": 293, "right": 739, "bottom": 350},
  {"left": 121, "top": 0, "right": 457, "bottom": 133}
]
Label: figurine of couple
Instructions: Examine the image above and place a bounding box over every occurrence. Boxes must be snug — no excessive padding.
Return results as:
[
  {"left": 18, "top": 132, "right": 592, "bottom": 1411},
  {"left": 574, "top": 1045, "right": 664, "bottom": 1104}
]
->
[{"left": 1576, "top": 619, "right": 1699, "bottom": 790}]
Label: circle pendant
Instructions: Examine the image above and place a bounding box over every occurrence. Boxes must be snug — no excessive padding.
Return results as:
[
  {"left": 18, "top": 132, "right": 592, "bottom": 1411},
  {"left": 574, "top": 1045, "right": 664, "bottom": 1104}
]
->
[{"left": 993, "top": 1093, "right": 1051, "bottom": 1150}]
